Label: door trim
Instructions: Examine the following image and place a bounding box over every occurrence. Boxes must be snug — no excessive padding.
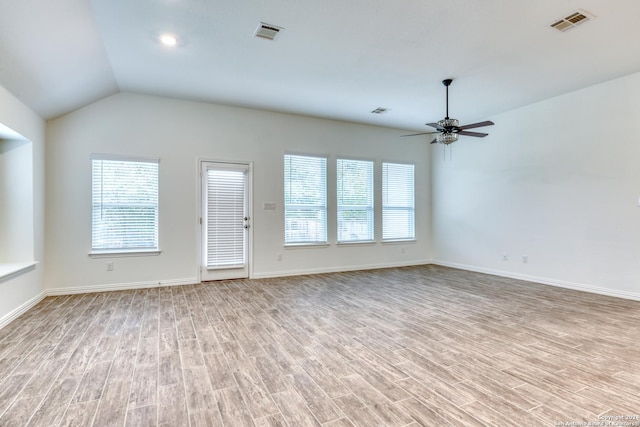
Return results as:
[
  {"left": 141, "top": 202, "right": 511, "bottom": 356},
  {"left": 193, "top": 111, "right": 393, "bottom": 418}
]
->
[{"left": 197, "top": 158, "right": 253, "bottom": 282}]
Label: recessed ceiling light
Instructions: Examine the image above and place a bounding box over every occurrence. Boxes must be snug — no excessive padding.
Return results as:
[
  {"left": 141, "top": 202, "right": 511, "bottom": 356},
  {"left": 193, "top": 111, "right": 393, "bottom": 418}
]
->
[{"left": 159, "top": 33, "right": 178, "bottom": 47}]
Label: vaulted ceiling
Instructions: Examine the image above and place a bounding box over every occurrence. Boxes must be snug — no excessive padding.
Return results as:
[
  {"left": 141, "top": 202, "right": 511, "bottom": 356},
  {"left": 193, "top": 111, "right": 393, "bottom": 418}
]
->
[{"left": 1, "top": 0, "right": 639, "bottom": 131}]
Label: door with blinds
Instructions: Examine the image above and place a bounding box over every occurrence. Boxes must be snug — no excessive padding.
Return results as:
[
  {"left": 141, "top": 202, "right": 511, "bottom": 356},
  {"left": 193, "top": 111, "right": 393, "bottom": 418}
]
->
[{"left": 201, "top": 161, "right": 251, "bottom": 281}]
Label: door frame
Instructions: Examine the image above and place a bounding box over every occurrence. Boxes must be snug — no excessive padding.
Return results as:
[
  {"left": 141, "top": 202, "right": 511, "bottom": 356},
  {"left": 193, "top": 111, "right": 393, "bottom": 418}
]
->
[{"left": 197, "top": 158, "right": 253, "bottom": 282}]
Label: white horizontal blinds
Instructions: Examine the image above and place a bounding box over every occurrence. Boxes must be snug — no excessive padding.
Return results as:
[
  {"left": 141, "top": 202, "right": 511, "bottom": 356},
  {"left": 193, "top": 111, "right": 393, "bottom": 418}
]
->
[
  {"left": 206, "top": 167, "right": 246, "bottom": 269},
  {"left": 284, "top": 154, "right": 327, "bottom": 244},
  {"left": 337, "top": 159, "right": 374, "bottom": 242},
  {"left": 91, "top": 157, "right": 159, "bottom": 251},
  {"left": 382, "top": 162, "right": 415, "bottom": 240}
]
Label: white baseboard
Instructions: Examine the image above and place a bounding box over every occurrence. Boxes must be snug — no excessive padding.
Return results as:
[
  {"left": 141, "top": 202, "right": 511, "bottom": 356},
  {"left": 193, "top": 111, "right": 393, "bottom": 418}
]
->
[
  {"left": 46, "top": 277, "right": 198, "bottom": 296},
  {"left": 251, "top": 260, "right": 432, "bottom": 279},
  {"left": 5, "top": 261, "right": 636, "bottom": 331},
  {"left": 433, "top": 260, "right": 640, "bottom": 302},
  {"left": 44, "top": 262, "right": 430, "bottom": 294},
  {"left": 0, "top": 291, "right": 46, "bottom": 330}
]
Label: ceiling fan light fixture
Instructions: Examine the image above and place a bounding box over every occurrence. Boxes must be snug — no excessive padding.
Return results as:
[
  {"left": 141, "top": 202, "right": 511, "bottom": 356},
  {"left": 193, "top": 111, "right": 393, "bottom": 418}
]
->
[
  {"left": 437, "top": 133, "right": 458, "bottom": 145},
  {"left": 438, "top": 118, "right": 459, "bottom": 129}
]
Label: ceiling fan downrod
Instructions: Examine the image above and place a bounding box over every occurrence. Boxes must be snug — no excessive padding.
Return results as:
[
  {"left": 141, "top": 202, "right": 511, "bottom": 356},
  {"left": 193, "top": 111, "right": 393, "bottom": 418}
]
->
[{"left": 443, "top": 79, "right": 452, "bottom": 119}]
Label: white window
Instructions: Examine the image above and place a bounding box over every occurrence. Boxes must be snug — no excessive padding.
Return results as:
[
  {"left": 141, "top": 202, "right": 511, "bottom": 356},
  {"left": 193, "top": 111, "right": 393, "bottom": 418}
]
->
[
  {"left": 203, "top": 164, "right": 248, "bottom": 270},
  {"left": 284, "top": 154, "right": 327, "bottom": 244},
  {"left": 337, "top": 159, "right": 374, "bottom": 242},
  {"left": 382, "top": 162, "right": 415, "bottom": 240},
  {"left": 91, "top": 155, "right": 159, "bottom": 253}
]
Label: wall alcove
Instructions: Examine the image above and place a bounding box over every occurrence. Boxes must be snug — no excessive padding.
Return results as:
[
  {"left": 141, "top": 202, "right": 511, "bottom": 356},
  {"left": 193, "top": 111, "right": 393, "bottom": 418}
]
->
[{"left": 0, "top": 122, "right": 36, "bottom": 282}]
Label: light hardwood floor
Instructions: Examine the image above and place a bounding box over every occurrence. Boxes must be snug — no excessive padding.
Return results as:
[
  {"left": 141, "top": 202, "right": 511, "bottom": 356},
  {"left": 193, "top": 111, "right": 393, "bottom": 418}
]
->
[{"left": 0, "top": 265, "right": 639, "bottom": 426}]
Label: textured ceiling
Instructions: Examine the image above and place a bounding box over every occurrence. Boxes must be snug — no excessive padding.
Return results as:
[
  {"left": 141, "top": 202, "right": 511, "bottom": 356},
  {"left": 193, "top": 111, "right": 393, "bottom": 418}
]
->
[{"left": 0, "top": 0, "right": 639, "bottom": 131}]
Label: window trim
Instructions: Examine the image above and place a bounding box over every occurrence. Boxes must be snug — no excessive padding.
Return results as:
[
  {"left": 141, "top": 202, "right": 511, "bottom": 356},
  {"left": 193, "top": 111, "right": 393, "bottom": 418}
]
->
[
  {"left": 89, "top": 154, "right": 161, "bottom": 256},
  {"left": 382, "top": 161, "right": 416, "bottom": 242},
  {"left": 88, "top": 249, "right": 162, "bottom": 258},
  {"left": 336, "top": 158, "right": 374, "bottom": 243},
  {"left": 0, "top": 262, "right": 38, "bottom": 283},
  {"left": 284, "top": 153, "right": 328, "bottom": 246}
]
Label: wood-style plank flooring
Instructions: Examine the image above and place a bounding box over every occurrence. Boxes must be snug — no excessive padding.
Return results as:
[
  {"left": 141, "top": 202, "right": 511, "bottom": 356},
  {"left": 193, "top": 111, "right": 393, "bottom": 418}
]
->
[{"left": 1, "top": 265, "right": 639, "bottom": 426}]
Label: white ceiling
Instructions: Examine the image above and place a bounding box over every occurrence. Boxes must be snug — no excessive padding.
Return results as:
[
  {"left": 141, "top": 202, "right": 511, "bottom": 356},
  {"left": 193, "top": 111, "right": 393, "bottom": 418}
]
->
[{"left": 1, "top": 0, "right": 639, "bottom": 131}]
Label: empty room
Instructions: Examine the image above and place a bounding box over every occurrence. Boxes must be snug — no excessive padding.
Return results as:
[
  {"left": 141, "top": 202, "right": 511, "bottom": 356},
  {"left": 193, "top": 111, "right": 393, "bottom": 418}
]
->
[{"left": 1, "top": 0, "right": 640, "bottom": 426}]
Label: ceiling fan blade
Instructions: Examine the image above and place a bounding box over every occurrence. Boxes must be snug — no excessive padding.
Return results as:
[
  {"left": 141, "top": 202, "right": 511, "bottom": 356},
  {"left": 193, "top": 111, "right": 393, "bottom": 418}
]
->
[
  {"left": 425, "top": 122, "right": 440, "bottom": 129},
  {"left": 458, "top": 120, "right": 494, "bottom": 130},
  {"left": 430, "top": 139, "right": 438, "bottom": 144},
  {"left": 458, "top": 130, "right": 489, "bottom": 137},
  {"left": 400, "top": 132, "right": 439, "bottom": 137}
]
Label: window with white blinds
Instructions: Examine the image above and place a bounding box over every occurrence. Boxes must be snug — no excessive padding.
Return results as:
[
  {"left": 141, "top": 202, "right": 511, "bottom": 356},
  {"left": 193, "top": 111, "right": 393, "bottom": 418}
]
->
[
  {"left": 382, "top": 162, "right": 415, "bottom": 241},
  {"left": 91, "top": 156, "right": 159, "bottom": 252},
  {"left": 337, "top": 159, "right": 374, "bottom": 242},
  {"left": 205, "top": 167, "right": 247, "bottom": 269},
  {"left": 284, "top": 154, "right": 327, "bottom": 244}
]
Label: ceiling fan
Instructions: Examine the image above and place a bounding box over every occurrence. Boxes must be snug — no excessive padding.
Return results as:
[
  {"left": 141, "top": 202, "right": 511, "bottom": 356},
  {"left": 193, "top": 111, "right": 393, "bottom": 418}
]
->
[{"left": 402, "top": 79, "right": 494, "bottom": 145}]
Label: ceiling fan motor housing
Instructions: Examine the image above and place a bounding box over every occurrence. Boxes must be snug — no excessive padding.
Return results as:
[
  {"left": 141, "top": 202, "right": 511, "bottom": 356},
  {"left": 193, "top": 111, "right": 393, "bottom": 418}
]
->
[{"left": 438, "top": 118, "right": 459, "bottom": 131}]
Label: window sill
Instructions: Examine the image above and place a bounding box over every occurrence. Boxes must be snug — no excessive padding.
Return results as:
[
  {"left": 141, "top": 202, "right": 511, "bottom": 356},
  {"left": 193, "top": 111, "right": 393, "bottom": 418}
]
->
[
  {"left": 89, "top": 249, "right": 162, "bottom": 258},
  {"left": 284, "top": 243, "right": 330, "bottom": 249},
  {"left": 0, "top": 261, "right": 38, "bottom": 283},
  {"left": 382, "top": 239, "right": 416, "bottom": 244},
  {"left": 337, "top": 241, "right": 376, "bottom": 246}
]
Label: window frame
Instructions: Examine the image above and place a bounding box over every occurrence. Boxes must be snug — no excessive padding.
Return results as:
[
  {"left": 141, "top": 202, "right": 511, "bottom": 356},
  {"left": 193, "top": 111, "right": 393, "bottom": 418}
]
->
[
  {"left": 89, "top": 153, "right": 161, "bottom": 257},
  {"left": 203, "top": 163, "right": 248, "bottom": 270},
  {"left": 382, "top": 161, "right": 415, "bottom": 242},
  {"left": 284, "top": 153, "right": 328, "bottom": 246},
  {"left": 336, "top": 158, "right": 374, "bottom": 244}
]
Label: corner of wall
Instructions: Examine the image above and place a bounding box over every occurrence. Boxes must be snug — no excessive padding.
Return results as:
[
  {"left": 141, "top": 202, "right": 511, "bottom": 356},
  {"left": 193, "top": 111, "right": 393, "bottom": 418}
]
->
[{"left": 0, "top": 84, "right": 46, "bottom": 329}]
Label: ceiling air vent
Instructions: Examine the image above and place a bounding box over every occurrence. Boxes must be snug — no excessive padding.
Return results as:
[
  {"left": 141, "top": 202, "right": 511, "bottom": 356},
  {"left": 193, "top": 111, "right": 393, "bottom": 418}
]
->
[
  {"left": 550, "top": 10, "right": 594, "bottom": 32},
  {"left": 371, "top": 107, "right": 390, "bottom": 114},
  {"left": 254, "top": 23, "right": 283, "bottom": 41}
]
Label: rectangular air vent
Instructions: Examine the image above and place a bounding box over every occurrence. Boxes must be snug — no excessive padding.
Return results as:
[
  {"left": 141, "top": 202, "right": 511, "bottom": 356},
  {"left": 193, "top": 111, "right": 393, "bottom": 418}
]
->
[
  {"left": 550, "top": 10, "right": 594, "bottom": 32},
  {"left": 254, "top": 23, "right": 283, "bottom": 41},
  {"left": 550, "top": 19, "right": 574, "bottom": 32},
  {"left": 371, "top": 107, "right": 389, "bottom": 114}
]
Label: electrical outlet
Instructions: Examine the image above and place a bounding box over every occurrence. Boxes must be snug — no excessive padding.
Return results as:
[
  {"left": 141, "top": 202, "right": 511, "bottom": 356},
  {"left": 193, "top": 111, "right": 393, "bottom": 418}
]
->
[
  {"left": 106, "top": 262, "right": 114, "bottom": 271},
  {"left": 522, "top": 255, "right": 528, "bottom": 264},
  {"left": 277, "top": 253, "right": 283, "bottom": 261},
  {"left": 502, "top": 253, "right": 508, "bottom": 261}
]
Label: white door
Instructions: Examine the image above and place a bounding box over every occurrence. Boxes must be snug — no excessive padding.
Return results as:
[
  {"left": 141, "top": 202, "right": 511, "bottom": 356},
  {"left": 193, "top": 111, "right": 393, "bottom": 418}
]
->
[{"left": 201, "top": 161, "right": 251, "bottom": 281}]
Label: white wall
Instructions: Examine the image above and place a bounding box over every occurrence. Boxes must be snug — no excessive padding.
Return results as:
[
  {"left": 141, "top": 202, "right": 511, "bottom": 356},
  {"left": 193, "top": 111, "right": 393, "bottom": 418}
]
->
[
  {"left": 45, "top": 93, "right": 431, "bottom": 292},
  {"left": 0, "top": 85, "right": 46, "bottom": 326},
  {"left": 12, "top": 69, "right": 640, "bottom": 308},
  {"left": 432, "top": 72, "right": 640, "bottom": 299},
  {"left": 0, "top": 139, "right": 34, "bottom": 261}
]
